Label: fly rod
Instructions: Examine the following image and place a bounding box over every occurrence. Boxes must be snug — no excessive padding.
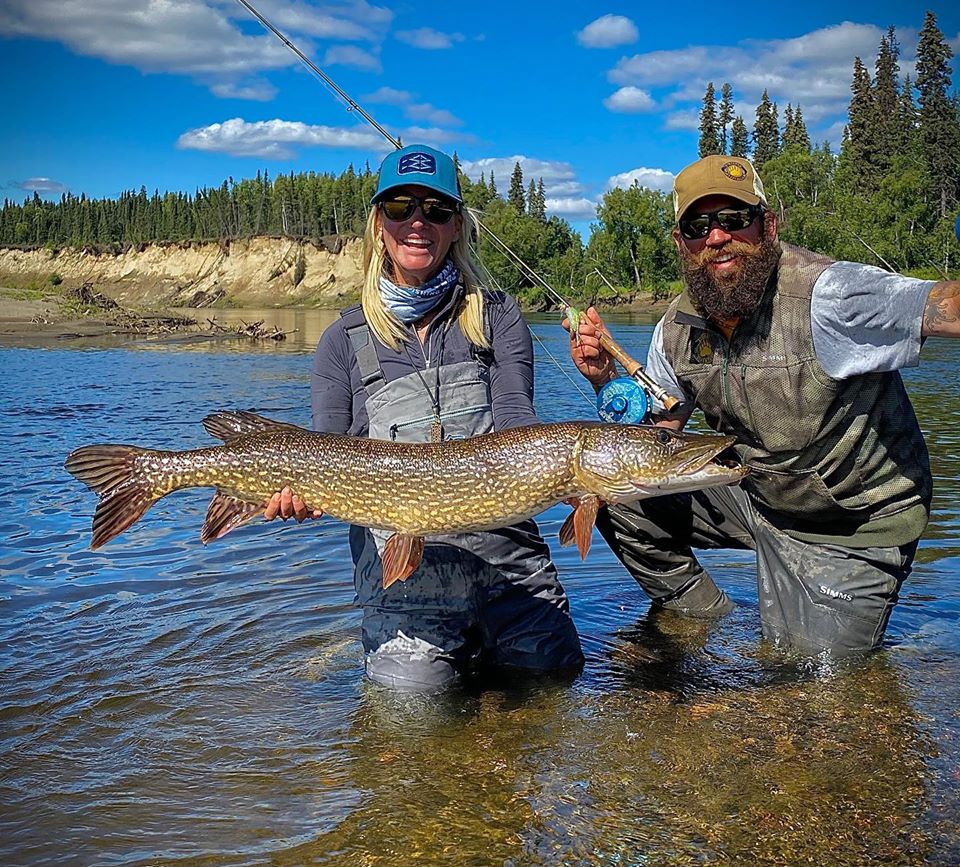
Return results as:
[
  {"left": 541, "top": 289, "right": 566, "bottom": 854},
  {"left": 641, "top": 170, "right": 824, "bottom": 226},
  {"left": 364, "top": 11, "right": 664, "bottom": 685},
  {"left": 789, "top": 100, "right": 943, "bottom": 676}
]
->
[{"left": 233, "top": 0, "right": 681, "bottom": 413}]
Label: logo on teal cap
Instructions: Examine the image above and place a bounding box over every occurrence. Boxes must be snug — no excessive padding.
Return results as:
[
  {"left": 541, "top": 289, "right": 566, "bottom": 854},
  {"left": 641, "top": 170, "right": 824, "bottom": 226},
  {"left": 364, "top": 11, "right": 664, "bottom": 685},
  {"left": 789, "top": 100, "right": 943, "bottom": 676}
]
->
[
  {"left": 372, "top": 144, "right": 462, "bottom": 204},
  {"left": 398, "top": 152, "right": 436, "bottom": 175}
]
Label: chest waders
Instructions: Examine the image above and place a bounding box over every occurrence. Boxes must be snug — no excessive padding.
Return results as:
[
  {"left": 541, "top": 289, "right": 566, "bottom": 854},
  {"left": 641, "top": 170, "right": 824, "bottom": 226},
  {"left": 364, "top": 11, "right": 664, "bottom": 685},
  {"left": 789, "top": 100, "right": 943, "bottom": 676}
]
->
[
  {"left": 596, "top": 246, "right": 928, "bottom": 655},
  {"left": 339, "top": 306, "right": 583, "bottom": 690}
]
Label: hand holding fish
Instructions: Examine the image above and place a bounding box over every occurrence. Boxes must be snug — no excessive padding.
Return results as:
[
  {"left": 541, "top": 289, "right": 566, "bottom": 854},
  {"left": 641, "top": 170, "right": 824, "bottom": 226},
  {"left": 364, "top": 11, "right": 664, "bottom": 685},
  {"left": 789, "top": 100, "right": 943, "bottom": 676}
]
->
[
  {"left": 562, "top": 306, "right": 617, "bottom": 391},
  {"left": 264, "top": 486, "right": 323, "bottom": 522}
]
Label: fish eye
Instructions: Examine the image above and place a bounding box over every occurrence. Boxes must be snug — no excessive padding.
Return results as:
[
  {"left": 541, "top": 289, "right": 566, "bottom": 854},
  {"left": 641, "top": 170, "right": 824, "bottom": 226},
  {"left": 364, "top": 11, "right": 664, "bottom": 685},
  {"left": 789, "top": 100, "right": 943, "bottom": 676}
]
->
[{"left": 655, "top": 429, "right": 672, "bottom": 445}]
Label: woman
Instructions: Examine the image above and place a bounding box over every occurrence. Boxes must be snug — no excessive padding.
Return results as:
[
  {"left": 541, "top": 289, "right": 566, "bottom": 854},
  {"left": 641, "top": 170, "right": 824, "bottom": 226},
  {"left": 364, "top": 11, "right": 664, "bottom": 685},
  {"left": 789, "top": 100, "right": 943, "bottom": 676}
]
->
[{"left": 268, "top": 144, "right": 583, "bottom": 690}]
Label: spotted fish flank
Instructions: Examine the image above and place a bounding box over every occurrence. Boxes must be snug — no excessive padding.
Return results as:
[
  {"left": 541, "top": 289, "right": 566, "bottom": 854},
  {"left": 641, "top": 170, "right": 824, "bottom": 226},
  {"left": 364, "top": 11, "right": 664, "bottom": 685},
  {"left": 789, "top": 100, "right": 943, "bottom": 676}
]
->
[{"left": 65, "top": 411, "right": 747, "bottom": 587}]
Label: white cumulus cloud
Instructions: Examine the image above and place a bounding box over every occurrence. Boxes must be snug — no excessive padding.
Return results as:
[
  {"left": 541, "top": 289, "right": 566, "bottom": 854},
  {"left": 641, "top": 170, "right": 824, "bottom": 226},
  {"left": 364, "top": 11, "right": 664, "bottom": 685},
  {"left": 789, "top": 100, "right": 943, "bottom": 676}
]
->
[
  {"left": 395, "top": 27, "right": 465, "bottom": 50},
  {"left": 605, "top": 21, "right": 918, "bottom": 139},
  {"left": 0, "top": 0, "right": 392, "bottom": 99},
  {"left": 545, "top": 197, "right": 598, "bottom": 220},
  {"left": 577, "top": 14, "right": 638, "bottom": 49},
  {"left": 176, "top": 118, "right": 386, "bottom": 159},
  {"left": 364, "top": 86, "right": 413, "bottom": 105},
  {"left": 459, "top": 156, "right": 585, "bottom": 197},
  {"left": 603, "top": 86, "right": 655, "bottom": 113},
  {"left": 323, "top": 44, "right": 381, "bottom": 72},
  {"left": 663, "top": 110, "right": 700, "bottom": 131},
  {"left": 17, "top": 177, "right": 69, "bottom": 194},
  {"left": 363, "top": 87, "right": 462, "bottom": 127},
  {"left": 606, "top": 168, "right": 675, "bottom": 193},
  {"left": 210, "top": 79, "right": 277, "bottom": 102},
  {"left": 459, "top": 156, "right": 597, "bottom": 220},
  {"left": 396, "top": 126, "right": 472, "bottom": 146}
]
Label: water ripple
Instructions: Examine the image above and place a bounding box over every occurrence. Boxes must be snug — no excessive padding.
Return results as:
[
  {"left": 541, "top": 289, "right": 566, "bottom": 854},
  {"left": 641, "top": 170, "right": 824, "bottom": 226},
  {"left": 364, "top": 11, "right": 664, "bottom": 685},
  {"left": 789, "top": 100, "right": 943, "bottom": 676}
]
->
[{"left": 1, "top": 332, "right": 960, "bottom": 864}]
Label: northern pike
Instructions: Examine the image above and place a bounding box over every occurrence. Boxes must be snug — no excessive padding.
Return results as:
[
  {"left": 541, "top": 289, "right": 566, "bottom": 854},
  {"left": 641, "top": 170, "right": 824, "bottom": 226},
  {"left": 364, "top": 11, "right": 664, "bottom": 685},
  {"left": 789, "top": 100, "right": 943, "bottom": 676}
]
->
[{"left": 65, "top": 411, "right": 747, "bottom": 587}]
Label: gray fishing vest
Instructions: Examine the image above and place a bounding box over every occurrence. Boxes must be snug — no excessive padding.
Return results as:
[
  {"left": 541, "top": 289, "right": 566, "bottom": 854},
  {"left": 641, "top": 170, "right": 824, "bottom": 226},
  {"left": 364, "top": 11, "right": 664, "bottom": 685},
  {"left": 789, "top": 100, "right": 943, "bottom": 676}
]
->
[
  {"left": 660, "top": 243, "right": 931, "bottom": 548},
  {"left": 339, "top": 303, "right": 553, "bottom": 584}
]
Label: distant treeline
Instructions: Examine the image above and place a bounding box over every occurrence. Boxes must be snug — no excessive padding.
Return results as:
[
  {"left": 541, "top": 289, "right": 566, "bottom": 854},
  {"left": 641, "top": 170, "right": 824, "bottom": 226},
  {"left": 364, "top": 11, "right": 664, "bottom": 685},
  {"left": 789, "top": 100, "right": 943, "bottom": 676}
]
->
[
  {"left": 0, "top": 166, "right": 380, "bottom": 249},
  {"left": 2, "top": 11, "right": 958, "bottom": 305}
]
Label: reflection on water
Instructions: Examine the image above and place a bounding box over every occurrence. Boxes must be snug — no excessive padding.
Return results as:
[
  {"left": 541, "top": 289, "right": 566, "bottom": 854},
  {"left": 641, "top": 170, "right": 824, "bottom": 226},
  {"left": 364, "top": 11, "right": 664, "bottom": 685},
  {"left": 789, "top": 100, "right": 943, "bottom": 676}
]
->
[{"left": 1, "top": 311, "right": 959, "bottom": 865}]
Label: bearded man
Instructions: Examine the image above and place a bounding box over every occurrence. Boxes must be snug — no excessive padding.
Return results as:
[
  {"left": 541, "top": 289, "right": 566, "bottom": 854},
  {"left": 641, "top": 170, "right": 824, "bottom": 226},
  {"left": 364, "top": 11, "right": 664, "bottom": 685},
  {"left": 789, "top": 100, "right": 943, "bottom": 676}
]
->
[{"left": 569, "top": 154, "right": 960, "bottom": 656}]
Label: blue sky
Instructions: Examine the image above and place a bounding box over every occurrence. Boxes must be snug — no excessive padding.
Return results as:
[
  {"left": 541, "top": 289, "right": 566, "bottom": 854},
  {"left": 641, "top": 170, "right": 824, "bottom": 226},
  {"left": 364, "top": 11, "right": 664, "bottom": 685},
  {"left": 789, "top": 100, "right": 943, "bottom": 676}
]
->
[{"left": 2, "top": 1, "right": 958, "bottom": 237}]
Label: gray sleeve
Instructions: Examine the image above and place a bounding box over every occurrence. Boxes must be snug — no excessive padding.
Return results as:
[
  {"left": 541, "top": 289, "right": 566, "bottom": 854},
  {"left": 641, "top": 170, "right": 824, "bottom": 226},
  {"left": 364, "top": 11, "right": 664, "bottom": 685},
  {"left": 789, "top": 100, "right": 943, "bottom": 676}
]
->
[
  {"left": 487, "top": 293, "right": 540, "bottom": 430},
  {"left": 646, "top": 316, "right": 692, "bottom": 420},
  {"left": 810, "top": 261, "right": 934, "bottom": 379},
  {"left": 311, "top": 322, "right": 356, "bottom": 434}
]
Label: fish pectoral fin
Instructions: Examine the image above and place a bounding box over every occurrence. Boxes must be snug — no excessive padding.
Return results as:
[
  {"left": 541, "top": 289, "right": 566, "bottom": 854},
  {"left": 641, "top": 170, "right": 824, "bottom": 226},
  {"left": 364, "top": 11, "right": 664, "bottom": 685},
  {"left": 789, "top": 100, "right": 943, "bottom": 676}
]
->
[
  {"left": 202, "top": 410, "right": 303, "bottom": 443},
  {"left": 381, "top": 534, "right": 425, "bottom": 588},
  {"left": 200, "top": 491, "right": 264, "bottom": 543},
  {"left": 558, "top": 495, "right": 601, "bottom": 560}
]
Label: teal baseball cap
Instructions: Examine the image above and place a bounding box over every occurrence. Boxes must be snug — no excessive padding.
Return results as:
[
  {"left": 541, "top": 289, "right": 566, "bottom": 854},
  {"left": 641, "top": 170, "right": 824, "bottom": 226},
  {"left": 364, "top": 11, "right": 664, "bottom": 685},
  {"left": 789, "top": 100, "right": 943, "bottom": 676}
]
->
[{"left": 371, "top": 144, "right": 463, "bottom": 204}]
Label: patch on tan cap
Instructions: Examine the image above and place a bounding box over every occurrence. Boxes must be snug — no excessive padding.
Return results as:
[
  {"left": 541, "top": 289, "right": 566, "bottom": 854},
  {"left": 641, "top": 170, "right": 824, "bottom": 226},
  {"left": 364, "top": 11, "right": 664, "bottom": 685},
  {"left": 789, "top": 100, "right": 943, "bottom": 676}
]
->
[{"left": 720, "top": 161, "right": 748, "bottom": 181}]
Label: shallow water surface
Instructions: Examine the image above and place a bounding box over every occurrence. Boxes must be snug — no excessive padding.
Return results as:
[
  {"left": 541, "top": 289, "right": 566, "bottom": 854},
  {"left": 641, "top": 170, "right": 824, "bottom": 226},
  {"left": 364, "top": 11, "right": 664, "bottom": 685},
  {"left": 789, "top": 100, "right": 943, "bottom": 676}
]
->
[{"left": 2, "top": 311, "right": 959, "bottom": 865}]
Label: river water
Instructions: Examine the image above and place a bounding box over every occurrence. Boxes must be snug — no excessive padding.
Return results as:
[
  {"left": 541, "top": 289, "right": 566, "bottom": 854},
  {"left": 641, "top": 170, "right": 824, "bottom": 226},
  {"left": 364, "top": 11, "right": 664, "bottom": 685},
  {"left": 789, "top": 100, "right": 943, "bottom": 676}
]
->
[{"left": 2, "top": 310, "right": 960, "bottom": 865}]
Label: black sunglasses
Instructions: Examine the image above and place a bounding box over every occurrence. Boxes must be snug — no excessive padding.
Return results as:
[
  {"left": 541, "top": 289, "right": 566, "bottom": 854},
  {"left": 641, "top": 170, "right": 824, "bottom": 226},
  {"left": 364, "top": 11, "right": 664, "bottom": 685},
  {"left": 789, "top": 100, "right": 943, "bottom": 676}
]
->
[
  {"left": 379, "top": 194, "right": 459, "bottom": 225},
  {"left": 679, "top": 205, "right": 761, "bottom": 240}
]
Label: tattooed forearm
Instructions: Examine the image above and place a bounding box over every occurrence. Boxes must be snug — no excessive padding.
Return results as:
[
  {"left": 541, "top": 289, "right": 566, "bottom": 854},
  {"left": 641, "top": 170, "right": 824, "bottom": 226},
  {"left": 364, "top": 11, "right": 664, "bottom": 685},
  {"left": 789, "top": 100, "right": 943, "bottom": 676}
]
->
[{"left": 922, "top": 282, "right": 960, "bottom": 338}]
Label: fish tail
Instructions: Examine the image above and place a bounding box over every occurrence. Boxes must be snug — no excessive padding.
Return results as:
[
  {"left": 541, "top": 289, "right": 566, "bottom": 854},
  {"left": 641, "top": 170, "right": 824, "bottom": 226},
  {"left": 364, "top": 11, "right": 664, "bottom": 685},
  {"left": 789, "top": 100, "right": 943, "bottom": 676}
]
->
[{"left": 65, "top": 445, "right": 166, "bottom": 549}]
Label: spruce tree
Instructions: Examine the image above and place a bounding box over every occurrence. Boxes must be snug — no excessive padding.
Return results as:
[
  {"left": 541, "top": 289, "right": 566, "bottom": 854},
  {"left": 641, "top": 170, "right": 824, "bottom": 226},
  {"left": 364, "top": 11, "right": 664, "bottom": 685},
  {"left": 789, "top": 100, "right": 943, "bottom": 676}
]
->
[
  {"left": 752, "top": 90, "right": 780, "bottom": 169},
  {"left": 874, "top": 27, "right": 901, "bottom": 171},
  {"left": 894, "top": 75, "right": 918, "bottom": 155},
  {"left": 792, "top": 106, "right": 811, "bottom": 152},
  {"left": 843, "top": 56, "right": 881, "bottom": 192},
  {"left": 782, "top": 104, "right": 795, "bottom": 145},
  {"left": 915, "top": 11, "right": 960, "bottom": 217},
  {"left": 718, "top": 83, "right": 734, "bottom": 154},
  {"left": 528, "top": 178, "right": 546, "bottom": 220},
  {"left": 508, "top": 162, "right": 526, "bottom": 213},
  {"left": 698, "top": 82, "right": 721, "bottom": 157},
  {"left": 782, "top": 104, "right": 811, "bottom": 152},
  {"left": 730, "top": 116, "right": 749, "bottom": 157}
]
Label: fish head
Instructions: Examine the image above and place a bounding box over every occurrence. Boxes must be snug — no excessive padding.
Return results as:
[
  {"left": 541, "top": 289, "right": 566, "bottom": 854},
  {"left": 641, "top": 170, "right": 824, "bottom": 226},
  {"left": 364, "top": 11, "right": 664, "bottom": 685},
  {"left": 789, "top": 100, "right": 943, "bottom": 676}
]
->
[{"left": 573, "top": 424, "right": 748, "bottom": 503}]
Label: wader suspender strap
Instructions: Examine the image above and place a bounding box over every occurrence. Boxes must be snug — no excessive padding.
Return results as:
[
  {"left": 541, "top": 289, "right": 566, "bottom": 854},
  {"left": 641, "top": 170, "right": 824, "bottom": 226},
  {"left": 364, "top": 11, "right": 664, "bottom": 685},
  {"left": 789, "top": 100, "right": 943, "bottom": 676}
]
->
[{"left": 340, "top": 309, "right": 387, "bottom": 399}]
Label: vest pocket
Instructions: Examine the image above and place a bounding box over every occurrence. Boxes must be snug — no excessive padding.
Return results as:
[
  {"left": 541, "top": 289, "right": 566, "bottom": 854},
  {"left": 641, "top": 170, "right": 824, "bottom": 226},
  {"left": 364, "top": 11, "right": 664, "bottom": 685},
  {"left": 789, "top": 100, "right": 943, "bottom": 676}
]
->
[{"left": 747, "top": 464, "right": 872, "bottom": 524}]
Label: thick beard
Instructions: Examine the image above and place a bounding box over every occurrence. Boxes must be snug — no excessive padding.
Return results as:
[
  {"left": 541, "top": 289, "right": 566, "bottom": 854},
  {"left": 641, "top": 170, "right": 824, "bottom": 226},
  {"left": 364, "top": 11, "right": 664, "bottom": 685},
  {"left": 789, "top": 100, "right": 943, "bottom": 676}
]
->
[{"left": 678, "top": 236, "right": 781, "bottom": 321}]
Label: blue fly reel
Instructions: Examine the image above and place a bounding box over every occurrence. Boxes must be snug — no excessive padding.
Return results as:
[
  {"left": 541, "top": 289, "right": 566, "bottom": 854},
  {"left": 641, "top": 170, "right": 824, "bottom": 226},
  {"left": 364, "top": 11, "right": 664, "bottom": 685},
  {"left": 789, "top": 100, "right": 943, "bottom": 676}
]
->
[{"left": 596, "top": 376, "right": 650, "bottom": 424}]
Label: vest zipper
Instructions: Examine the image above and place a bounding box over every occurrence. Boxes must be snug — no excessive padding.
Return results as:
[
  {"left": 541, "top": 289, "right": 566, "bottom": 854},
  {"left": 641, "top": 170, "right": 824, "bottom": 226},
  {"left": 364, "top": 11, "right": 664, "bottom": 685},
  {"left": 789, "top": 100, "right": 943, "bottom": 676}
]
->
[
  {"left": 722, "top": 347, "right": 732, "bottom": 413},
  {"left": 388, "top": 403, "right": 490, "bottom": 440},
  {"left": 740, "top": 362, "right": 759, "bottom": 432}
]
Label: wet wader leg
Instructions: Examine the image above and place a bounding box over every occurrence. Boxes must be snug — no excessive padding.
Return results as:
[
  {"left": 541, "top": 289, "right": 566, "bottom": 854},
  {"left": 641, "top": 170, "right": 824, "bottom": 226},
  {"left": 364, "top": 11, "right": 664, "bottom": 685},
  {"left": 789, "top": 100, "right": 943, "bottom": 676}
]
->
[
  {"left": 596, "top": 484, "right": 756, "bottom": 617},
  {"left": 479, "top": 522, "right": 584, "bottom": 675},
  {"left": 755, "top": 525, "right": 916, "bottom": 655},
  {"left": 352, "top": 527, "right": 477, "bottom": 691}
]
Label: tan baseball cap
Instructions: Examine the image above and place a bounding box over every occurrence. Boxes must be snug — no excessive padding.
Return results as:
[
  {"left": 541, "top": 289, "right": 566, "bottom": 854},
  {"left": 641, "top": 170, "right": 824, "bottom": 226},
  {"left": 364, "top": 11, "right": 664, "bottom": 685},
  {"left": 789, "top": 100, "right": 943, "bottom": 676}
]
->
[{"left": 672, "top": 155, "right": 767, "bottom": 222}]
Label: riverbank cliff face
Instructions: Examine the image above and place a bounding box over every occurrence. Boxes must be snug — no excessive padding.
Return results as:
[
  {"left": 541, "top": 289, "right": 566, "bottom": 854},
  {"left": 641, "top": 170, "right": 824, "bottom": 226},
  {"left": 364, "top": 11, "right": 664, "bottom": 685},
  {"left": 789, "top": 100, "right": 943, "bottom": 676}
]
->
[{"left": 0, "top": 237, "right": 364, "bottom": 308}]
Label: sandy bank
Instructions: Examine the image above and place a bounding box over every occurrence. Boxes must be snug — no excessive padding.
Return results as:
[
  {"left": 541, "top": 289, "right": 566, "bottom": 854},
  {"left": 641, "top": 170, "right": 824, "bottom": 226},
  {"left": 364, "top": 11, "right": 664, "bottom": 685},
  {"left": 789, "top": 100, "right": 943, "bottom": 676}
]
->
[{"left": 0, "top": 236, "right": 364, "bottom": 310}]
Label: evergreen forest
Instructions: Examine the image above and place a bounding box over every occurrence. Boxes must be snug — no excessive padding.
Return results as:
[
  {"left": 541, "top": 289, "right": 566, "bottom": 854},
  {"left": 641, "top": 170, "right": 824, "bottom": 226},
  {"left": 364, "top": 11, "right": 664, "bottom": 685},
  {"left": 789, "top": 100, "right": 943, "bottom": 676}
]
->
[{"left": 2, "top": 11, "right": 958, "bottom": 307}]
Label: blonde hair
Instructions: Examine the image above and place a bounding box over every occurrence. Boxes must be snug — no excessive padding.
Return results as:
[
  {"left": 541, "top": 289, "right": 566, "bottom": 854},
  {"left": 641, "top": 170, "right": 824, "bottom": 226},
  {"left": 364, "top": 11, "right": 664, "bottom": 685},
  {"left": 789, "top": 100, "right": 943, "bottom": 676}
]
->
[{"left": 361, "top": 204, "right": 491, "bottom": 351}]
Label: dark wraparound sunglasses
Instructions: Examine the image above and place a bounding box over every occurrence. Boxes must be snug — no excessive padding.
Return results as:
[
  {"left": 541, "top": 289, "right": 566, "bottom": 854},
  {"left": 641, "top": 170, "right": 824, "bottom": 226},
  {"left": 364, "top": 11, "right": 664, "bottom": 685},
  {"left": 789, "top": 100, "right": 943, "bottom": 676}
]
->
[
  {"left": 679, "top": 205, "right": 761, "bottom": 240},
  {"left": 379, "top": 194, "right": 459, "bottom": 225}
]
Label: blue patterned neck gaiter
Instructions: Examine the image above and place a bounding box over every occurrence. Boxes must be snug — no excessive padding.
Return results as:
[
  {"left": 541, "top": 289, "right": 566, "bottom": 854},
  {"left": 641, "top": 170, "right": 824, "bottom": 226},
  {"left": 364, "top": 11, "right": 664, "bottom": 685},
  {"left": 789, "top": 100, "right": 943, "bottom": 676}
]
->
[{"left": 379, "top": 259, "right": 461, "bottom": 324}]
